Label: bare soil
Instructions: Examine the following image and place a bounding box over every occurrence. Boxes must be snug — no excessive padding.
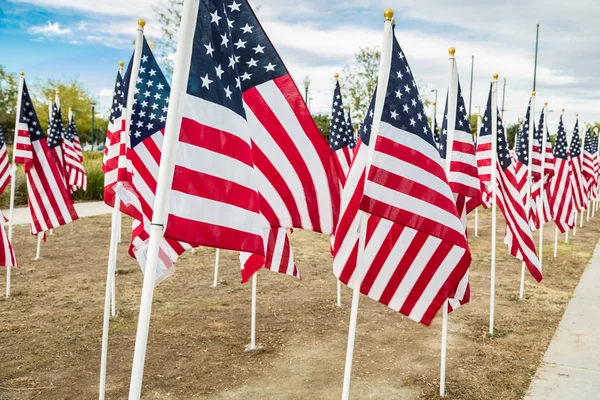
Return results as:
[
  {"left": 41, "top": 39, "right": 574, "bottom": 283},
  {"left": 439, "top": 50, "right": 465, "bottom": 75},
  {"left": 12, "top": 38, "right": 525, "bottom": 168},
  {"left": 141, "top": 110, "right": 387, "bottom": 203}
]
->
[{"left": 0, "top": 209, "right": 597, "bottom": 399}]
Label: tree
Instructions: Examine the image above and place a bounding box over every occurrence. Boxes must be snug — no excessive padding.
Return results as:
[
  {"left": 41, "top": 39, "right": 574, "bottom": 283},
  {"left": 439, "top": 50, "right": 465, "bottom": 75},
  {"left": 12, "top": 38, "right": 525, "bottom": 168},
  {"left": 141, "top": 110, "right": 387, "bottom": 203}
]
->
[
  {"left": 30, "top": 78, "right": 106, "bottom": 144},
  {"left": 312, "top": 114, "right": 330, "bottom": 140},
  {"left": 154, "top": 0, "right": 183, "bottom": 76},
  {"left": 0, "top": 66, "right": 19, "bottom": 143},
  {"left": 506, "top": 123, "right": 519, "bottom": 149}
]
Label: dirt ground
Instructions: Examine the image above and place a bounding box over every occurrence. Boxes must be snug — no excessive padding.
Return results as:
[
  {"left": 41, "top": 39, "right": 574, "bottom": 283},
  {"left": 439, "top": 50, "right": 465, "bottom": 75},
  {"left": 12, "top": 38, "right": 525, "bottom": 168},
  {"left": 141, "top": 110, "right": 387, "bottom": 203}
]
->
[{"left": 0, "top": 209, "right": 598, "bottom": 400}]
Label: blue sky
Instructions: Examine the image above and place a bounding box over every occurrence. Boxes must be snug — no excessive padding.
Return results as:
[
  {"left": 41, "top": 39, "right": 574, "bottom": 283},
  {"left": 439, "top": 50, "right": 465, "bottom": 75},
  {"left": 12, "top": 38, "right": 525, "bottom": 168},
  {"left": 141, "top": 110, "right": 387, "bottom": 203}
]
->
[{"left": 1, "top": 0, "right": 599, "bottom": 129}]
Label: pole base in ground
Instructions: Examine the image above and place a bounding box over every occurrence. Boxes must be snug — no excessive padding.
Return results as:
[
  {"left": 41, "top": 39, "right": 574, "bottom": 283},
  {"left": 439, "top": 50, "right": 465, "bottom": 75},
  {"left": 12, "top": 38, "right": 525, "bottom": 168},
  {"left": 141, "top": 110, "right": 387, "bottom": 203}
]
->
[
  {"left": 210, "top": 282, "right": 221, "bottom": 288},
  {"left": 31, "top": 256, "right": 43, "bottom": 261},
  {"left": 244, "top": 343, "right": 264, "bottom": 352}
]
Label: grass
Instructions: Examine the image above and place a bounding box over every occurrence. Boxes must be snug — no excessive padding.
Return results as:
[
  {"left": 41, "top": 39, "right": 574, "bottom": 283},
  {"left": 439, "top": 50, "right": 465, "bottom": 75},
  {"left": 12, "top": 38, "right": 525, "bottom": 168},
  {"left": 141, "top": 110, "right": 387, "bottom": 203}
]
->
[{"left": 0, "top": 148, "right": 104, "bottom": 208}]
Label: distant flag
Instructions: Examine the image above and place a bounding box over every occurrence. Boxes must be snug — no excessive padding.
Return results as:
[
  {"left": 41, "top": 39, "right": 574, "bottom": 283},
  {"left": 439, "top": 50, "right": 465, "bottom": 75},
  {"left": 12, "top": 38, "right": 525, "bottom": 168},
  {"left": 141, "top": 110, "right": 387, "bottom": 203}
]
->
[
  {"left": 47, "top": 101, "right": 68, "bottom": 181},
  {"left": 334, "top": 31, "right": 471, "bottom": 325},
  {"left": 583, "top": 127, "right": 598, "bottom": 199},
  {"left": 569, "top": 119, "right": 587, "bottom": 211},
  {"left": 127, "top": 36, "right": 189, "bottom": 280},
  {"left": 432, "top": 115, "right": 440, "bottom": 147},
  {"left": 0, "top": 209, "right": 17, "bottom": 268},
  {"left": 477, "top": 87, "right": 541, "bottom": 281},
  {"left": 530, "top": 107, "right": 554, "bottom": 228},
  {"left": 439, "top": 63, "right": 481, "bottom": 311},
  {"left": 329, "top": 77, "right": 355, "bottom": 186},
  {"left": 65, "top": 111, "right": 88, "bottom": 192},
  {"left": 549, "top": 115, "right": 575, "bottom": 233},
  {"left": 14, "top": 80, "right": 78, "bottom": 235},
  {"left": 0, "top": 125, "right": 11, "bottom": 195},
  {"left": 347, "top": 111, "right": 357, "bottom": 149},
  {"left": 162, "top": 0, "right": 340, "bottom": 279}
]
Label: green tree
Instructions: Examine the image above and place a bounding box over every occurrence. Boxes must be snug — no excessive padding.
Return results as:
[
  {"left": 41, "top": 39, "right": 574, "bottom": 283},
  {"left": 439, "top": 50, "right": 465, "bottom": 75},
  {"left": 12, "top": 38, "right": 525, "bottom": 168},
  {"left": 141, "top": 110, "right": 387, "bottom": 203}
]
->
[
  {"left": 506, "top": 123, "right": 519, "bottom": 149},
  {"left": 154, "top": 0, "right": 183, "bottom": 76},
  {"left": 312, "top": 114, "right": 330, "bottom": 140},
  {"left": 0, "top": 66, "right": 19, "bottom": 143},
  {"left": 30, "top": 78, "right": 106, "bottom": 144}
]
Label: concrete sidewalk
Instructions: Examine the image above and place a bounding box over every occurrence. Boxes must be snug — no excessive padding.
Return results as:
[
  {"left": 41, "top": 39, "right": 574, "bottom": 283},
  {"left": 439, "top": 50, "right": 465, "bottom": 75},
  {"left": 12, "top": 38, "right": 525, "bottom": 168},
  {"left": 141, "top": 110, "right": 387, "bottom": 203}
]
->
[
  {"left": 525, "top": 241, "right": 600, "bottom": 399},
  {"left": 7, "top": 201, "right": 111, "bottom": 226}
]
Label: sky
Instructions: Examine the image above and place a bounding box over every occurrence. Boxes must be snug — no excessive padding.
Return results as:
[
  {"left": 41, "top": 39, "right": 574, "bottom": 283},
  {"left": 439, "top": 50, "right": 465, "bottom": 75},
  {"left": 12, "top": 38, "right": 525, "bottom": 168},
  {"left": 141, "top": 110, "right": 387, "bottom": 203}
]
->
[{"left": 1, "top": 0, "right": 599, "bottom": 132}]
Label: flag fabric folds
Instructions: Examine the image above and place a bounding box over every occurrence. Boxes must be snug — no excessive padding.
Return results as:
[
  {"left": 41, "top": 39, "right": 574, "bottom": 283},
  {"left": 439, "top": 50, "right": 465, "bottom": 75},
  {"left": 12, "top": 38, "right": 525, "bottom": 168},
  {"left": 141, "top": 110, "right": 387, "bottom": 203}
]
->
[
  {"left": 569, "top": 120, "right": 587, "bottom": 212},
  {"left": 530, "top": 108, "right": 554, "bottom": 228},
  {"left": 14, "top": 80, "right": 78, "bottom": 235},
  {"left": 333, "top": 31, "right": 471, "bottom": 326},
  {"left": 549, "top": 115, "right": 576, "bottom": 233},
  {"left": 477, "top": 87, "right": 541, "bottom": 282},
  {"left": 329, "top": 79, "right": 355, "bottom": 187},
  {"left": 65, "top": 113, "right": 87, "bottom": 192},
  {"left": 240, "top": 227, "right": 298, "bottom": 283},
  {"left": 583, "top": 127, "right": 598, "bottom": 200},
  {"left": 0, "top": 125, "right": 11, "bottom": 196},
  {"left": 0, "top": 209, "right": 17, "bottom": 268}
]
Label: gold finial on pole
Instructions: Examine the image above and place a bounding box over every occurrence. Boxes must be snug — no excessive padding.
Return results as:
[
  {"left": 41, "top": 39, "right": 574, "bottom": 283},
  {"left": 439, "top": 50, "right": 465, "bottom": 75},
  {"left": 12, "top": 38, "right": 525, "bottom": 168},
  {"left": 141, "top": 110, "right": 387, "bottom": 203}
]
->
[
  {"left": 576, "top": 114, "right": 579, "bottom": 117},
  {"left": 493, "top": 73, "right": 499, "bottom": 80},
  {"left": 334, "top": 73, "right": 339, "bottom": 79},
  {"left": 55, "top": 90, "right": 59, "bottom": 95},
  {"left": 119, "top": 60, "right": 124, "bottom": 67},
  {"left": 68, "top": 107, "right": 72, "bottom": 111},
  {"left": 138, "top": 19, "right": 146, "bottom": 28},
  {"left": 448, "top": 47, "right": 456, "bottom": 56},
  {"left": 432, "top": 102, "right": 437, "bottom": 106},
  {"left": 532, "top": 91, "right": 536, "bottom": 96},
  {"left": 384, "top": 9, "right": 394, "bottom": 20},
  {"left": 562, "top": 108, "right": 565, "bottom": 112},
  {"left": 544, "top": 102, "right": 548, "bottom": 106},
  {"left": 19, "top": 71, "right": 24, "bottom": 77}
]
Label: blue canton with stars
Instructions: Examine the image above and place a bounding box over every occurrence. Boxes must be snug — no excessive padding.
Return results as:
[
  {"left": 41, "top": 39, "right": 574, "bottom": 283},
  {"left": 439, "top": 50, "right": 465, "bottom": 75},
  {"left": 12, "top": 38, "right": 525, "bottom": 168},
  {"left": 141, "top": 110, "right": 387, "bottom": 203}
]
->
[
  {"left": 110, "top": 56, "right": 132, "bottom": 124},
  {"left": 534, "top": 107, "right": 546, "bottom": 150},
  {"left": 479, "top": 85, "right": 511, "bottom": 170},
  {"left": 432, "top": 117, "right": 440, "bottom": 147},
  {"left": 18, "top": 81, "right": 44, "bottom": 142},
  {"left": 584, "top": 126, "right": 593, "bottom": 154},
  {"left": 514, "top": 99, "right": 532, "bottom": 165},
  {"left": 67, "top": 115, "right": 77, "bottom": 142},
  {"left": 381, "top": 33, "right": 434, "bottom": 148},
  {"left": 48, "top": 102, "right": 66, "bottom": 149},
  {"left": 329, "top": 81, "right": 353, "bottom": 151},
  {"left": 130, "top": 37, "right": 171, "bottom": 149},
  {"left": 0, "top": 124, "right": 4, "bottom": 148},
  {"left": 439, "top": 82, "right": 471, "bottom": 159},
  {"left": 569, "top": 120, "right": 581, "bottom": 158},
  {"left": 554, "top": 116, "right": 569, "bottom": 160},
  {"left": 359, "top": 90, "right": 376, "bottom": 146},
  {"left": 347, "top": 113, "right": 356, "bottom": 149}
]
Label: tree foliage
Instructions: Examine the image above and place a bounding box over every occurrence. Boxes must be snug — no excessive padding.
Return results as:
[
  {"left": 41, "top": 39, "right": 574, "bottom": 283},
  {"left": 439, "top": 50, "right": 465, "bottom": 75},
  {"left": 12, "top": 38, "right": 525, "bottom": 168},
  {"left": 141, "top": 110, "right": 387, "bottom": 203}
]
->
[
  {"left": 0, "top": 66, "right": 19, "bottom": 143},
  {"left": 312, "top": 113, "right": 330, "bottom": 140},
  {"left": 30, "top": 78, "right": 107, "bottom": 144},
  {"left": 154, "top": 0, "right": 184, "bottom": 76}
]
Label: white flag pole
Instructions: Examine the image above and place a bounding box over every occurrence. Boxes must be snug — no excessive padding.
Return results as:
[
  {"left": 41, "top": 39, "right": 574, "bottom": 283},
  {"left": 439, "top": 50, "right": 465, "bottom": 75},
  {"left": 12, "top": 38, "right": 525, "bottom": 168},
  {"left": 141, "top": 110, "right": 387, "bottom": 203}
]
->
[
  {"left": 538, "top": 102, "right": 548, "bottom": 272},
  {"left": 474, "top": 114, "right": 482, "bottom": 237},
  {"left": 245, "top": 273, "right": 263, "bottom": 351},
  {"left": 211, "top": 248, "right": 220, "bottom": 288},
  {"left": 519, "top": 92, "right": 536, "bottom": 300},
  {"left": 580, "top": 120, "right": 586, "bottom": 229},
  {"left": 6, "top": 72, "right": 24, "bottom": 297},
  {"left": 341, "top": 10, "right": 393, "bottom": 400},
  {"left": 99, "top": 194, "right": 121, "bottom": 400},
  {"left": 128, "top": 4, "right": 197, "bottom": 397},
  {"left": 573, "top": 211, "right": 577, "bottom": 236},
  {"left": 117, "top": 211, "right": 123, "bottom": 244},
  {"left": 33, "top": 232, "right": 43, "bottom": 260},
  {"left": 554, "top": 226, "right": 559, "bottom": 257},
  {"left": 336, "top": 280, "right": 342, "bottom": 307},
  {"left": 116, "top": 58, "right": 123, "bottom": 247},
  {"left": 439, "top": 46, "right": 458, "bottom": 398},
  {"left": 489, "top": 73, "right": 499, "bottom": 335}
]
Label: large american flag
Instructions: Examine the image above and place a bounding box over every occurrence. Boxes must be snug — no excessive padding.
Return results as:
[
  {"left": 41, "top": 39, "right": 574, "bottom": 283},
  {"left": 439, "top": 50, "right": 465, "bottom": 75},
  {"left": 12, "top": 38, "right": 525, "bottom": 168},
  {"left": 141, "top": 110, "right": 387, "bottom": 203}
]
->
[
  {"left": 569, "top": 120, "right": 587, "bottom": 212},
  {"left": 14, "top": 80, "right": 78, "bottom": 235},
  {"left": 65, "top": 112, "right": 87, "bottom": 192},
  {"left": 549, "top": 115, "right": 576, "bottom": 232},
  {"left": 0, "top": 125, "right": 11, "bottom": 195},
  {"left": 127, "top": 37, "right": 189, "bottom": 280},
  {"left": 164, "top": 0, "right": 340, "bottom": 262},
  {"left": 477, "top": 87, "right": 541, "bottom": 282},
  {"left": 583, "top": 127, "right": 598, "bottom": 200},
  {"left": 333, "top": 32, "right": 471, "bottom": 326},
  {"left": 329, "top": 79, "right": 355, "bottom": 187},
  {"left": 439, "top": 67, "right": 481, "bottom": 311}
]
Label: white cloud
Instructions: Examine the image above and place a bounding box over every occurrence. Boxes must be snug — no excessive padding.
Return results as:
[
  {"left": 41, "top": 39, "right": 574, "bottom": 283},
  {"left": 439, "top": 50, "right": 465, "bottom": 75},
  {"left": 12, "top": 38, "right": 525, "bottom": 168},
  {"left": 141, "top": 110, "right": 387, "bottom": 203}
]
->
[
  {"left": 12, "top": 0, "right": 161, "bottom": 16},
  {"left": 98, "top": 88, "right": 114, "bottom": 97},
  {"left": 27, "top": 21, "right": 72, "bottom": 36}
]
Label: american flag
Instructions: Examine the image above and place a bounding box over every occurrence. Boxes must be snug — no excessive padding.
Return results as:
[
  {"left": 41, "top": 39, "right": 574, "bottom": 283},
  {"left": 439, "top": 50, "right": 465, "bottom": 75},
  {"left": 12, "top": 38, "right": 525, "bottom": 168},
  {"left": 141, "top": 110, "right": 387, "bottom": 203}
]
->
[
  {"left": 439, "top": 66, "right": 481, "bottom": 311},
  {"left": 333, "top": 32, "right": 471, "bottom": 326},
  {"left": 68, "top": 111, "right": 83, "bottom": 163},
  {"left": 0, "top": 209, "right": 17, "bottom": 268},
  {"left": 47, "top": 101, "right": 68, "bottom": 181},
  {"left": 549, "top": 115, "right": 576, "bottom": 233},
  {"left": 583, "top": 127, "right": 598, "bottom": 199},
  {"left": 569, "top": 120, "right": 587, "bottom": 212},
  {"left": 477, "top": 87, "right": 541, "bottom": 281},
  {"left": 329, "top": 79, "right": 355, "bottom": 186},
  {"left": 347, "top": 112, "right": 356, "bottom": 150},
  {"left": 102, "top": 62, "right": 140, "bottom": 219},
  {"left": 164, "top": 0, "right": 340, "bottom": 263},
  {"left": 64, "top": 112, "right": 87, "bottom": 192},
  {"left": 432, "top": 115, "right": 440, "bottom": 149},
  {"left": 14, "top": 80, "right": 78, "bottom": 235},
  {"left": 240, "top": 226, "right": 298, "bottom": 283},
  {"left": 127, "top": 37, "right": 189, "bottom": 280},
  {"left": 0, "top": 125, "right": 11, "bottom": 195},
  {"left": 530, "top": 108, "right": 555, "bottom": 228}
]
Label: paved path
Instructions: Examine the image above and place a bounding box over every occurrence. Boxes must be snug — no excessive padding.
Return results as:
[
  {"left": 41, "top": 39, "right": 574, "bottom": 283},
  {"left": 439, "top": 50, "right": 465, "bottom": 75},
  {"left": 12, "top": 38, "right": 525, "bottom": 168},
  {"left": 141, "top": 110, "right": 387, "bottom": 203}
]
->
[
  {"left": 8, "top": 201, "right": 111, "bottom": 226},
  {"left": 525, "top": 240, "right": 600, "bottom": 399}
]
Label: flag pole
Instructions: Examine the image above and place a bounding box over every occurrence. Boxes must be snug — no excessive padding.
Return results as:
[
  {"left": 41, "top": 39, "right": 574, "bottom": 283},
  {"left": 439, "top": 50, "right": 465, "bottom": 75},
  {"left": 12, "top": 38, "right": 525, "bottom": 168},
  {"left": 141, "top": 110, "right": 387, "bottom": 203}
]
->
[
  {"left": 102, "top": 30, "right": 145, "bottom": 400},
  {"left": 538, "top": 102, "right": 548, "bottom": 272},
  {"left": 6, "top": 72, "right": 24, "bottom": 297},
  {"left": 33, "top": 232, "right": 43, "bottom": 260},
  {"left": 580, "top": 120, "right": 585, "bottom": 228},
  {"left": 554, "top": 226, "right": 558, "bottom": 257},
  {"left": 520, "top": 92, "right": 536, "bottom": 300},
  {"left": 116, "top": 58, "right": 124, "bottom": 249},
  {"left": 489, "top": 73, "right": 499, "bottom": 335},
  {"left": 128, "top": 2, "right": 198, "bottom": 396},
  {"left": 245, "top": 273, "right": 262, "bottom": 351},
  {"left": 341, "top": 10, "right": 394, "bottom": 400},
  {"left": 439, "top": 46, "right": 458, "bottom": 398},
  {"left": 211, "top": 248, "right": 220, "bottom": 288},
  {"left": 475, "top": 113, "right": 482, "bottom": 237}
]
